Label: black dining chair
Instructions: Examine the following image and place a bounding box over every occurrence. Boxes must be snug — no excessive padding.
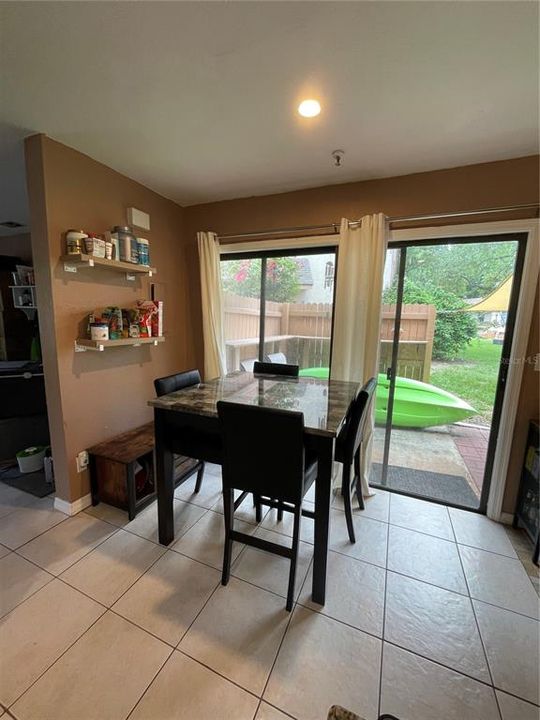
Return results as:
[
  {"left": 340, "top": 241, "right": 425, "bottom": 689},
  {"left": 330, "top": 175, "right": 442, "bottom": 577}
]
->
[
  {"left": 253, "top": 360, "right": 300, "bottom": 519},
  {"left": 154, "top": 369, "right": 206, "bottom": 493},
  {"left": 335, "top": 377, "right": 377, "bottom": 544},
  {"left": 253, "top": 360, "right": 299, "bottom": 377},
  {"left": 240, "top": 358, "right": 257, "bottom": 372},
  {"left": 217, "top": 401, "right": 317, "bottom": 611},
  {"left": 266, "top": 351, "right": 288, "bottom": 364}
]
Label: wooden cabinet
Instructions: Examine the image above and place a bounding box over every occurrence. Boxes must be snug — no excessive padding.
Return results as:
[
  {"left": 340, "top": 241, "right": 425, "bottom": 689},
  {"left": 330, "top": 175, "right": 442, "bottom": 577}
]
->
[{"left": 88, "top": 422, "right": 198, "bottom": 520}]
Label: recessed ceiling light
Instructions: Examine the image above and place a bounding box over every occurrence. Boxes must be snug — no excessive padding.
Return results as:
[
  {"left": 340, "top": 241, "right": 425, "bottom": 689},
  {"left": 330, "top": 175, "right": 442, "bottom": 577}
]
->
[{"left": 298, "top": 99, "right": 321, "bottom": 118}]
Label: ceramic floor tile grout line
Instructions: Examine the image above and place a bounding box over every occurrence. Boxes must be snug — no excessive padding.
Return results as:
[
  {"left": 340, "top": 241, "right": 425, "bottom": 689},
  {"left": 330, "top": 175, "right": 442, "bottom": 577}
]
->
[{"left": 377, "top": 512, "right": 392, "bottom": 717}]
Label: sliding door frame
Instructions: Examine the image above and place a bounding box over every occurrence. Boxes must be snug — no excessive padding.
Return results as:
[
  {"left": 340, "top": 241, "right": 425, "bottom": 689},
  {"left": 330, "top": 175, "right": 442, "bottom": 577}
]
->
[{"left": 389, "top": 219, "right": 539, "bottom": 521}]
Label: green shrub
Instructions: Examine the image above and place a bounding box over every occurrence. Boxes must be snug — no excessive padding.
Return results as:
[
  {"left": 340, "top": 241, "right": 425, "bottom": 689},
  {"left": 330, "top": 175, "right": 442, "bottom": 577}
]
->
[{"left": 383, "top": 281, "right": 477, "bottom": 360}]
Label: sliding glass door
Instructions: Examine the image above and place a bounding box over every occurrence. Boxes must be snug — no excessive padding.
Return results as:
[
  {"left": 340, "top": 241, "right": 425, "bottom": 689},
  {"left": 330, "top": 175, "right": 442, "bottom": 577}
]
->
[
  {"left": 372, "top": 234, "right": 526, "bottom": 512},
  {"left": 220, "top": 248, "right": 336, "bottom": 375}
]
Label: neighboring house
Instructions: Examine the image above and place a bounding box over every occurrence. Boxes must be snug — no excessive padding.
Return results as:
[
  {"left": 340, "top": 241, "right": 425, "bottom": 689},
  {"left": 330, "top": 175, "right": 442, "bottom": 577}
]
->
[{"left": 295, "top": 255, "right": 335, "bottom": 303}]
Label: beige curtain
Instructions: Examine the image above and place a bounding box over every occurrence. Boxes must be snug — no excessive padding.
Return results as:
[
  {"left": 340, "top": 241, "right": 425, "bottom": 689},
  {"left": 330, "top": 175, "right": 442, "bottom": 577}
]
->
[
  {"left": 331, "top": 214, "right": 388, "bottom": 496},
  {"left": 197, "top": 231, "right": 226, "bottom": 380}
]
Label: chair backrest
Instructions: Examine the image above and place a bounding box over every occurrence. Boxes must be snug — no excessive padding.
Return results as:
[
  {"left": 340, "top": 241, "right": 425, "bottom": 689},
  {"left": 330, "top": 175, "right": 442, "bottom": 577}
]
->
[
  {"left": 337, "top": 377, "right": 377, "bottom": 462},
  {"left": 240, "top": 358, "right": 257, "bottom": 372},
  {"left": 154, "top": 369, "right": 201, "bottom": 397},
  {"left": 217, "top": 401, "right": 306, "bottom": 503},
  {"left": 253, "top": 361, "right": 299, "bottom": 377},
  {"left": 267, "top": 352, "right": 287, "bottom": 364}
]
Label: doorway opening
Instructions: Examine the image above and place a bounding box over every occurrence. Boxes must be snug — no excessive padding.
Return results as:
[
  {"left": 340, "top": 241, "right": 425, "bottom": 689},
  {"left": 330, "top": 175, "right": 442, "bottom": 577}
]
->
[
  {"left": 371, "top": 234, "right": 526, "bottom": 511},
  {"left": 0, "top": 226, "right": 53, "bottom": 500}
]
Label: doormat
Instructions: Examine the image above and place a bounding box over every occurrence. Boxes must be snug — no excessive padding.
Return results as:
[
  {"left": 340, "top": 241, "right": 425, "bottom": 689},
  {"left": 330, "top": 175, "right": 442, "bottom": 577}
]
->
[
  {"left": 371, "top": 463, "right": 479, "bottom": 507},
  {"left": 0, "top": 465, "right": 55, "bottom": 498}
]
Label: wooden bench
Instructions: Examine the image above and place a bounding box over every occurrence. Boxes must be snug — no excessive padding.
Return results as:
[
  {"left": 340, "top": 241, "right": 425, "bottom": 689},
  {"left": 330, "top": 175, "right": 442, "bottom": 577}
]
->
[{"left": 88, "top": 422, "right": 198, "bottom": 520}]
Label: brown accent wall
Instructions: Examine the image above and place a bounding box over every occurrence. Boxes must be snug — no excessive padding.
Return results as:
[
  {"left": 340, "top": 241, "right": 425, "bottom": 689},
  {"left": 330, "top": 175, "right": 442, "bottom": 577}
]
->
[
  {"left": 503, "top": 278, "right": 540, "bottom": 514},
  {"left": 184, "top": 155, "right": 539, "bottom": 368},
  {"left": 25, "top": 135, "right": 195, "bottom": 502},
  {"left": 184, "top": 154, "right": 539, "bottom": 514}
]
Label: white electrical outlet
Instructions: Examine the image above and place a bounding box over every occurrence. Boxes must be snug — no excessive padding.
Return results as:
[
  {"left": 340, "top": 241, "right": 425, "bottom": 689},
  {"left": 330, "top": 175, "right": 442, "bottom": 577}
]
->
[{"left": 76, "top": 450, "right": 89, "bottom": 473}]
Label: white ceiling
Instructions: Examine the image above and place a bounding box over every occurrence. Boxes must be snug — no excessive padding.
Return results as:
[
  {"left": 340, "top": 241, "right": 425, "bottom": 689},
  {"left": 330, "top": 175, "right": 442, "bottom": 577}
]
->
[{"left": 0, "top": 1, "right": 538, "bottom": 234}]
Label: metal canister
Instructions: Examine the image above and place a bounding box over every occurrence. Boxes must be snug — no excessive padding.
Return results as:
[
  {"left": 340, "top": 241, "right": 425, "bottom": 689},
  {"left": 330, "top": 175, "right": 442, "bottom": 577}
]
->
[{"left": 65, "top": 229, "right": 87, "bottom": 255}]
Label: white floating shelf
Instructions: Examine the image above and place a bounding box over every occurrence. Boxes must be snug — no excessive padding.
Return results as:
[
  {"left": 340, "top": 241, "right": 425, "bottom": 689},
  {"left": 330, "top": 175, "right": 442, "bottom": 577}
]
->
[
  {"left": 61, "top": 254, "right": 156, "bottom": 281},
  {"left": 74, "top": 336, "right": 165, "bottom": 352},
  {"left": 10, "top": 285, "right": 37, "bottom": 315}
]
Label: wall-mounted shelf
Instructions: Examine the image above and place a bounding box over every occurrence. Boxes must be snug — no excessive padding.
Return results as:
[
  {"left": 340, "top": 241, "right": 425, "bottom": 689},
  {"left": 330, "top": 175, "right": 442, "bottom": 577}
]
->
[
  {"left": 61, "top": 254, "right": 156, "bottom": 281},
  {"left": 75, "top": 336, "right": 165, "bottom": 352},
  {"left": 10, "top": 285, "right": 37, "bottom": 317}
]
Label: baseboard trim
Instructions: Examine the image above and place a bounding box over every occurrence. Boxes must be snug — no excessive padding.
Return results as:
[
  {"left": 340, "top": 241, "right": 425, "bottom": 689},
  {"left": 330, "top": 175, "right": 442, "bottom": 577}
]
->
[
  {"left": 499, "top": 512, "right": 514, "bottom": 526},
  {"left": 54, "top": 493, "right": 92, "bottom": 516}
]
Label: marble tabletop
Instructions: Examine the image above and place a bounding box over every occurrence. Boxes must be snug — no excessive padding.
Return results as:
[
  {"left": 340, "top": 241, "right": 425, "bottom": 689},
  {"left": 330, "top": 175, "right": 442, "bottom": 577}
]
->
[{"left": 148, "top": 372, "right": 359, "bottom": 437}]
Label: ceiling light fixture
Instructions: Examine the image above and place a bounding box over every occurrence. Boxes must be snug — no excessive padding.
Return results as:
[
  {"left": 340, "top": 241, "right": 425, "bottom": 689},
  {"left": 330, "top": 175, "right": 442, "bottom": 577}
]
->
[{"left": 298, "top": 99, "right": 321, "bottom": 118}]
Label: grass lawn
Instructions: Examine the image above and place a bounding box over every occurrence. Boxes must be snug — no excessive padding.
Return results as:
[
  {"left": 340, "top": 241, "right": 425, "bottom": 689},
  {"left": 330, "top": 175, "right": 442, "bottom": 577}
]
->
[{"left": 430, "top": 338, "right": 502, "bottom": 426}]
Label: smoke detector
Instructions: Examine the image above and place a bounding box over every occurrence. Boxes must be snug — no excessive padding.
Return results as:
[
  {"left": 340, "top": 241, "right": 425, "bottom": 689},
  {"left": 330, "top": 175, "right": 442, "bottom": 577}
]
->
[
  {"left": 0, "top": 220, "right": 24, "bottom": 229},
  {"left": 331, "top": 150, "right": 345, "bottom": 167}
]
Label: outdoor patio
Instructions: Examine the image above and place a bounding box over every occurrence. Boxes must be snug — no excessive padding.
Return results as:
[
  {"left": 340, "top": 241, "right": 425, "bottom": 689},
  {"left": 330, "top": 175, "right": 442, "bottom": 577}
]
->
[{"left": 371, "top": 422, "right": 489, "bottom": 508}]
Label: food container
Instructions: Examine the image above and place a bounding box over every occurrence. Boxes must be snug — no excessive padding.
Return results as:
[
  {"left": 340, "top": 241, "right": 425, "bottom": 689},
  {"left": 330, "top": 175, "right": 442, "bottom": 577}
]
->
[
  {"left": 136, "top": 238, "right": 150, "bottom": 266},
  {"left": 90, "top": 323, "right": 109, "bottom": 341},
  {"left": 84, "top": 234, "right": 106, "bottom": 258},
  {"left": 16, "top": 446, "right": 46, "bottom": 474},
  {"left": 66, "top": 229, "right": 87, "bottom": 255},
  {"left": 113, "top": 226, "right": 139, "bottom": 264},
  {"left": 105, "top": 240, "right": 113, "bottom": 260},
  {"left": 102, "top": 307, "right": 122, "bottom": 340}
]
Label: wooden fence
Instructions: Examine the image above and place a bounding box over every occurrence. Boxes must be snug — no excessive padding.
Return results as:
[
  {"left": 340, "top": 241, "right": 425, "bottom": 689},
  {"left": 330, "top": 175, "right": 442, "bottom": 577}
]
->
[
  {"left": 223, "top": 292, "right": 436, "bottom": 379},
  {"left": 379, "top": 303, "right": 437, "bottom": 381}
]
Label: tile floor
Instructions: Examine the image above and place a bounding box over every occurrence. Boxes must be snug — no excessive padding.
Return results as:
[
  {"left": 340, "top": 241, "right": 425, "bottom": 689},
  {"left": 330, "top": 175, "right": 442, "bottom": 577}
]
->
[{"left": 1, "top": 466, "right": 539, "bottom": 720}]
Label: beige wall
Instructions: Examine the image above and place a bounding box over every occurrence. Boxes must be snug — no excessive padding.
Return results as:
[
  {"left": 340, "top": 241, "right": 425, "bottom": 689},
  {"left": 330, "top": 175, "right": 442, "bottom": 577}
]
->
[
  {"left": 184, "top": 154, "right": 539, "bottom": 514},
  {"left": 0, "top": 232, "right": 32, "bottom": 262},
  {"left": 25, "top": 135, "right": 196, "bottom": 502}
]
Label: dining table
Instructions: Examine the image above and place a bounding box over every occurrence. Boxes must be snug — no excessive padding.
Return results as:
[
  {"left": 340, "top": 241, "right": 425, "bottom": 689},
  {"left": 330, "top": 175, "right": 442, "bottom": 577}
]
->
[{"left": 148, "top": 371, "right": 358, "bottom": 605}]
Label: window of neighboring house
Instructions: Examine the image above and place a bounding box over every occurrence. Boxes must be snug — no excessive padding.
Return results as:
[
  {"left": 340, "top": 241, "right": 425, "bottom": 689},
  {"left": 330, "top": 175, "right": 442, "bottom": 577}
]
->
[{"left": 324, "top": 260, "right": 334, "bottom": 289}]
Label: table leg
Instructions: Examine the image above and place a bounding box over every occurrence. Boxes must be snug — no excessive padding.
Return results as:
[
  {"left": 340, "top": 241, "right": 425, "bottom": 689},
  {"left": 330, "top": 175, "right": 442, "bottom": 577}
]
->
[
  {"left": 312, "top": 434, "right": 333, "bottom": 605},
  {"left": 155, "top": 409, "right": 175, "bottom": 545},
  {"left": 126, "top": 463, "right": 137, "bottom": 522},
  {"left": 89, "top": 454, "right": 99, "bottom": 507}
]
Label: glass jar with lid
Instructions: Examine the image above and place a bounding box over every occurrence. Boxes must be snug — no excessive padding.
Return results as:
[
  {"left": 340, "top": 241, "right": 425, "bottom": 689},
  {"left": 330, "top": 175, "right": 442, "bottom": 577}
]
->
[{"left": 113, "top": 226, "right": 138, "bottom": 264}]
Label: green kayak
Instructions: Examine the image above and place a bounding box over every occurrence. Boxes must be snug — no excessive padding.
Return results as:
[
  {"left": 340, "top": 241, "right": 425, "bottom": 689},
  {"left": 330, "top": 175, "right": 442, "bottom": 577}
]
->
[{"left": 298, "top": 368, "right": 476, "bottom": 428}]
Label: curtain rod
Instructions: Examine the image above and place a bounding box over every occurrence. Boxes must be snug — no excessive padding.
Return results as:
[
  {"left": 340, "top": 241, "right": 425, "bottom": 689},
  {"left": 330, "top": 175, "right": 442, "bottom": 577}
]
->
[{"left": 215, "top": 202, "right": 539, "bottom": 241}]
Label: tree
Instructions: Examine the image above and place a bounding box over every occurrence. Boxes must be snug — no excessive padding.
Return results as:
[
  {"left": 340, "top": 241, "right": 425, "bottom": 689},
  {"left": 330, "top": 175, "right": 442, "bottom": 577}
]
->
[
  {"left": 221, "top": 257, "right": 300, "bottom": 302},
  {"left": 404, "top": 242, "right": 517, "bottom": 299},
  {"left": 383, "top": 280, "right": 477, "bottom": 360}
]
